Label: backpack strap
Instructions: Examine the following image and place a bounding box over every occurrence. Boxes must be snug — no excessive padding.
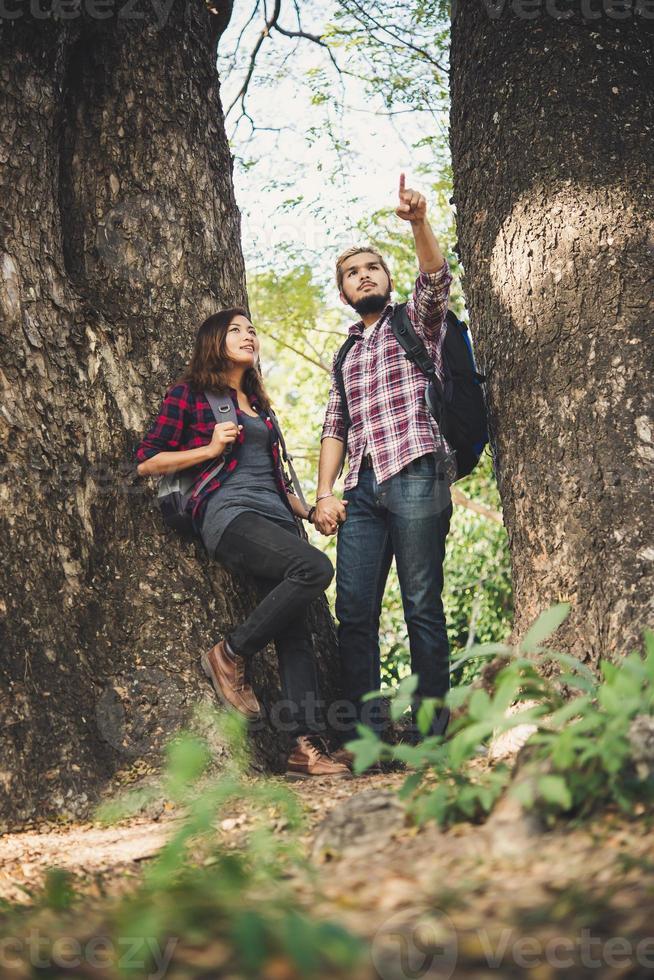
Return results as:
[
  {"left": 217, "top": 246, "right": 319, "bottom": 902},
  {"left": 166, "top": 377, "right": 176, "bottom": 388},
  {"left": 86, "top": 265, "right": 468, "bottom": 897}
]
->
[
  {"left": 204, "top": 391, "right": 238, "bottom": 433},
  {"left": 191, "top": 391, "right": 239, "bottom": 496},
  {"left": 268, "top": 408, "right": 308, "bottom": 509},
  {"left": 390, "top": 302, "right": 446, "bottom": 428},
  {"left": 390, "top": 302, "right": 439, "bottom": 379},
  {"left": 332, "top": 334, "right": 361, "bottom": 475}
]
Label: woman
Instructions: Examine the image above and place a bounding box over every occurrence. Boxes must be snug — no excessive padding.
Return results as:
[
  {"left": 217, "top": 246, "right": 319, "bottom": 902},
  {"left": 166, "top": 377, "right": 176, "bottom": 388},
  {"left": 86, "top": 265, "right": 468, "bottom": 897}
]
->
[{"left": 135, "top": 308, "right": 349, "bottom": 780}]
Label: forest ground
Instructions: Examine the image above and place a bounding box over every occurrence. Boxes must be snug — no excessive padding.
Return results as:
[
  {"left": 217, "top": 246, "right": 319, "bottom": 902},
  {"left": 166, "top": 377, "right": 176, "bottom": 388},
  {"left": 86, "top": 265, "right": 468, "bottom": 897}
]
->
[{"left": 1, "top": 753, "right": 653, "bottom": 980}]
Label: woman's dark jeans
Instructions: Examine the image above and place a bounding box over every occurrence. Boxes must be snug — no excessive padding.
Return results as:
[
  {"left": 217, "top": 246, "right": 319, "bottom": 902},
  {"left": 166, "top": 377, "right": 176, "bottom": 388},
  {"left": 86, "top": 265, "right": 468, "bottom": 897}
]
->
[
  {"left": 335, "top": 453, "right": 453, "bottom": 742},
  {"left": 214, "top": 513, "right": 333, "bottom": 739}
]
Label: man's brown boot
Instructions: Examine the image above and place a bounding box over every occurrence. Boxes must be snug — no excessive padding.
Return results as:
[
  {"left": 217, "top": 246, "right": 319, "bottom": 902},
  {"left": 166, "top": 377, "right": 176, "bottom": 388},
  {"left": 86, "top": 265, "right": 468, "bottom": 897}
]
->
[
  {"left": 285, "top": 735, "right": 352, "bottom": 780},
  {"left": 330, "top": 747, "right": 382, "bottom": 774},
  {"left": 200, "top": 640, "right": 260, "bottom": 720}
]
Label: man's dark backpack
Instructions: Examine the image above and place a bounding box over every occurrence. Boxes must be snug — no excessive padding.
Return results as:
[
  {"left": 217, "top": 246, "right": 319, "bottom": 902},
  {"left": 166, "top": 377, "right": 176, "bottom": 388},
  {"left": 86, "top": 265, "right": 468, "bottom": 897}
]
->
[{"left": 333, "top": 305, "right": 488, "bottom": 481}]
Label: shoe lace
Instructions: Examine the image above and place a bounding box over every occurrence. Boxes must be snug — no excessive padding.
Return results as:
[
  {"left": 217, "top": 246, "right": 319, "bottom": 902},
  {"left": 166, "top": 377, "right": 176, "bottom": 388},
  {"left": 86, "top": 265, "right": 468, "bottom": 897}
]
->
[
  {"left": 300, "top": 735, "right": 329, "bottom": 761},
  {"left": 226, "top": 648, "right": 248, "bottom": 692}
]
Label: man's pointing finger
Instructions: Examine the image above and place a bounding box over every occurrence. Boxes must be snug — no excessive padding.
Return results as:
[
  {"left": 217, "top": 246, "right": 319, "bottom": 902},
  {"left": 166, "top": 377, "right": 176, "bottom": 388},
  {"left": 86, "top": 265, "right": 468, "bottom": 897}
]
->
[{"left": 399, "top": 172, "right": 406, "bottom": 196}]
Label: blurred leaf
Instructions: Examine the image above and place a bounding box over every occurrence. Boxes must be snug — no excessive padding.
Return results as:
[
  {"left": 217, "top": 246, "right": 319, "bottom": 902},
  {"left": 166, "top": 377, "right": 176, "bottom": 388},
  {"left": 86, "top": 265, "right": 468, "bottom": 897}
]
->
[
  {"left": 42, "top": 868, "right": 76, "bottom": 912},
  {"left": 390, "top": 673, "right": 419, "bottom": 721},
  {"left": 521, "top": 604, "right": 571, "bottom": 652},
  {"left": 538, "top": 775, "right": 572, "bottom": 811}
]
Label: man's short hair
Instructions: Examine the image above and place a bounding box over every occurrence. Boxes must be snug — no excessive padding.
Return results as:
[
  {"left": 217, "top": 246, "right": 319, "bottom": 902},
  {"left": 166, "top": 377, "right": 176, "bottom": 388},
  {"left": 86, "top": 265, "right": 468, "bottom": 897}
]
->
[{"left": 335, "top": 246, "right": 392, "bottom": 291}]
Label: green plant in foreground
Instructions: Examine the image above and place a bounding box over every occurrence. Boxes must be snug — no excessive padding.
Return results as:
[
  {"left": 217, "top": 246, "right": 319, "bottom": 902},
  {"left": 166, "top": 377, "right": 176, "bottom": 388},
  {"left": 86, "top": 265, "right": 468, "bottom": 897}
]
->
[
  {"left": 105, "top": 706, "right": 362, "bottom": 978},
  {"left": 2, "top": 706, "right": 362, "bottom": 979},
  {"left": 347, "top": 605, "right": 654, "bottom": 828}
]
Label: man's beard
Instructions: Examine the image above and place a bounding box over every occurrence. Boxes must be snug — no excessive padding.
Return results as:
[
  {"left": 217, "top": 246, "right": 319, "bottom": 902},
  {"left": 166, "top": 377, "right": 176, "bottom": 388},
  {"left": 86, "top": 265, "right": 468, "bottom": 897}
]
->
[{"left": 350, "top": 288, "right": 391, "bottom": 317}]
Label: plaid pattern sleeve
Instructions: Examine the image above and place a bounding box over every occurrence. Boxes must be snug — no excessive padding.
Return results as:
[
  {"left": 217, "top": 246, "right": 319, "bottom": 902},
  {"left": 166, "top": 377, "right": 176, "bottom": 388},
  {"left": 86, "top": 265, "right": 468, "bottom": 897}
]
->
[
  {"left": 321, "top": 351, "right": 346, "bottom": 442},
  {"left": 135, "top": 383, "right": 191, "bottom": 462},
  {"left": 406, "top": 260, "right": 453, "bottom": 381}
]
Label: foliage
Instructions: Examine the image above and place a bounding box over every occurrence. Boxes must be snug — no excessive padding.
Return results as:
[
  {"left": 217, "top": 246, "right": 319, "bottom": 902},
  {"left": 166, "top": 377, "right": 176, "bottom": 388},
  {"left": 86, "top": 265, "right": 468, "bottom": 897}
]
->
[
  {"left": 347, "top": 606, "right": 654, "bottom": 827},
  {"left": 0, "top": 708, "right": 362, "bottom": 978}
]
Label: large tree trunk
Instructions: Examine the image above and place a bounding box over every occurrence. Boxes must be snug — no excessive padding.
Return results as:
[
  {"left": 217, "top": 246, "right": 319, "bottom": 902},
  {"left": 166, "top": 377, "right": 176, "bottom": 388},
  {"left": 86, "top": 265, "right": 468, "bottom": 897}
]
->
[
  {"left": 0, "top": 8, "right": 340, "bottom": 830},
  {"left": 450, "top": 3, "right": 653, "bottom": 666}
]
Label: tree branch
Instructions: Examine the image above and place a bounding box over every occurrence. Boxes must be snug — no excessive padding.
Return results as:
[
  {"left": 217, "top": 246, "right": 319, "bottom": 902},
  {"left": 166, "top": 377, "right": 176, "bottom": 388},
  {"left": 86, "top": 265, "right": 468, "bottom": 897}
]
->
[
  {"left": 225, "top": 0, "right": 282, "bottom": 119},
  {"left": 451, "top": 487, "right": 503, "bottom": 525},
  {"left": 344, "top": 0, "right": 449, "bottom": 74},
  {"left": 262, "top": 330, "right": 331, "bottom": 373},
  {"left": 271, "top": 23, "right": 344, "bottom": 76}
]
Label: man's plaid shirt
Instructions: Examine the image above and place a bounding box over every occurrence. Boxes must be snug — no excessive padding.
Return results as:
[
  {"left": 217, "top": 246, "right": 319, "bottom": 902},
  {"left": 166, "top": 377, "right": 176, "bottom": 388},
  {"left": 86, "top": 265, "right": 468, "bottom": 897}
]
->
[
  {"left": 135, "top": 383, "right": 293, "bottom": 530},
  {"left": 321, "top": 260, "right": 457, "bottom": 489}
]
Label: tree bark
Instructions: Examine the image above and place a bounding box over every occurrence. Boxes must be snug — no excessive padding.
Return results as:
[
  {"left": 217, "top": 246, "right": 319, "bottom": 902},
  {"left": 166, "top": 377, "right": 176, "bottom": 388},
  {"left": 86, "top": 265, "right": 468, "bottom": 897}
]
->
[
  {"left": 0, "top": 6, "right": 340, "bottom": 829},
  {"left": 449, "top": 2, "right": 654, "bottom": 666}
]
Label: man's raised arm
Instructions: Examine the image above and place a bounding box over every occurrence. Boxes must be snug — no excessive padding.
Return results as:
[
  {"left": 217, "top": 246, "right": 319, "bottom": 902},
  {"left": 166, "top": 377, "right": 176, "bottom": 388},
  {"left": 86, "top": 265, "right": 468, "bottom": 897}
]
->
[
  {"left": 396, "top": 172, "right": 446, "bottom": 274},
  {"left": 397, "top": 173, "right": 452, "bottom": 344}
]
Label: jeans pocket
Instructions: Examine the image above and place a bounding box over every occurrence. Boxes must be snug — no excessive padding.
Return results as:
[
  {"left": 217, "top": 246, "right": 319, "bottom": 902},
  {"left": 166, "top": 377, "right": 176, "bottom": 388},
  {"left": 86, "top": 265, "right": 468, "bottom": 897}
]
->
[
  {"left": 403, "top": 453, "right": 438, "bottom": 478},
  {"left": 379, "top": 470, "right": 451, "bottom": 518}
]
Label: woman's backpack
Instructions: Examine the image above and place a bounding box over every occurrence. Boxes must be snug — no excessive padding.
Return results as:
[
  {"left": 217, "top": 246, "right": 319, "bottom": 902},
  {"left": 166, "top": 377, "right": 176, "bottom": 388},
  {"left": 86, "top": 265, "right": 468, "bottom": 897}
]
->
[
  {"left": 157, "top": 391, "right": 237, "bottom": 538},
  {"left": 156, "top": 393, "right": 308, "bottom": 539}
]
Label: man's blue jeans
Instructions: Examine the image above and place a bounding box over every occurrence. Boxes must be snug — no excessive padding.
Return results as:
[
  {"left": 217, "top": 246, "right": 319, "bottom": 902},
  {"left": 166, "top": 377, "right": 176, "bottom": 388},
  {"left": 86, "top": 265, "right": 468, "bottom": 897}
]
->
[{"left": 335, "top": 453, "right": 453, "bottom": 743}]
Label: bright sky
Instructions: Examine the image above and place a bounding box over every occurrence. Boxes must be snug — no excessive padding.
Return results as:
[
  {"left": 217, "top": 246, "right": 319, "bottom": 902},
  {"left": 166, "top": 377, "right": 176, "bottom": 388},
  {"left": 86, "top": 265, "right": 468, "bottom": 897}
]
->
[{"left": 217, "top": 3, "right": 450, "bottom": 284}]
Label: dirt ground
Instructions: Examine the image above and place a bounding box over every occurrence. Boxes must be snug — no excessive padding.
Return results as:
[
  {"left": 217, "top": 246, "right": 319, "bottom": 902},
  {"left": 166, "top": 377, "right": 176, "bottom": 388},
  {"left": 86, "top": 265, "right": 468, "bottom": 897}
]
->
[{"left": 1, "top": 765, "right": 653, "bottom": 979}]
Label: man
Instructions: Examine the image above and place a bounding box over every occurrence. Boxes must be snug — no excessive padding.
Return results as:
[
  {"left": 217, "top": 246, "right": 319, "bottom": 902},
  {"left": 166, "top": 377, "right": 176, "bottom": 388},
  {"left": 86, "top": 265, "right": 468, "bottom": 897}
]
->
[{"left": 314, "top": 174, "right": 456, "bottom": 763}]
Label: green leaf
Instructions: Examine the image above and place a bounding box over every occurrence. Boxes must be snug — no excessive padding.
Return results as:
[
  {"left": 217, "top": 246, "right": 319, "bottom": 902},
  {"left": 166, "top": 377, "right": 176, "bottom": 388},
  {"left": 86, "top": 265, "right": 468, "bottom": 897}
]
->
[
  {"left": 418, "top": 785, "right": 450, "bottom": 827},
  {"left": 231, "top": 910, "right": 268, "bottom": 973},
  {"left": 398, "top": 771, "right": 424, "bottom": 799},
  {"left": 468, "top": 687, "right": 491, "bottom": 721},
  {"left": 352, "top": 723, "right": 380, "bottom": 742},
  {"left": 42, "top": 868, "right": 76, "bottom": 911},
  {"left": 416, "top": 698, "right": 437, "bottom": 735},
  {"left": 537, "top": 648, "right": 597, "bottom": 686},
  {"left": 547, "top": 695, "right": 591, "bottom": 728},
  {"left": 520, "top": 603, "right": 571, "bottom": 653},
  {"left": 492, "top": 674, "right": 523, "bottom": 715},
  {"left": 557, "top": 672, "right": 597, "bottom": 694},
  {"left": 600, "top": 660, "right": 619, "bottom": 684},
  {"left": 447, "top": 722, "right": 494, "bottom": 768},
  {"left": 510, "top": 779, "right": 535, "bottom": 809},
  {"left": 311, "top": 921, "right": 364, "bottom": 969},
  {"left": 350, "top": 740, "right": 381, "bottom": 774},
  {"left": 360, "top": 687, "right": 385, "bottom": 702},
  {"left": 391, "top": 673, "right": 419, "bottom": 721},
  {"left": 449, "top": 643, "right": 511, "bottom": 674},
  {"left": 538, "top": 774, "right": 572, "bottom": 811},
  {"left": 283, "top": 910, "right": 322, "bottom": 973},
  {"left": 599, "top": 684, "right": 627, "bottom": 715},
  {"left": 165, "top": 734, "right": 210, "bottom": 796},
  {"left": 446, "top": 684, "right": 473, "bottom": 710},
  {"left": 392, "top": 743, "right": 425, "bottom": 765}
]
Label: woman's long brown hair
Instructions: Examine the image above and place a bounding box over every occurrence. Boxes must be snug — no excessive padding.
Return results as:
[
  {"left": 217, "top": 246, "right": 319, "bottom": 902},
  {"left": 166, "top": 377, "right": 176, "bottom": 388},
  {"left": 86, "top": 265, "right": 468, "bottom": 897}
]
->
[{"left": 177, "top": 307, "right": 272, "bottom": 413}]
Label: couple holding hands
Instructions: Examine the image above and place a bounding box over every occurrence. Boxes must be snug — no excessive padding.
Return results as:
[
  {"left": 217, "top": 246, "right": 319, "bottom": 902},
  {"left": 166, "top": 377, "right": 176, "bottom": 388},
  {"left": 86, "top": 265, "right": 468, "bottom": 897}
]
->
[{"left": 136, "top": 176, "right": 455, "bottom": 779}]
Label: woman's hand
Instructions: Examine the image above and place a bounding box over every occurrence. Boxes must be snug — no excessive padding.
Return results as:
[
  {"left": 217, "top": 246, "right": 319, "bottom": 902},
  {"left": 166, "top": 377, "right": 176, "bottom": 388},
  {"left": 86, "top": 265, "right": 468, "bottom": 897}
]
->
[
  {"left": 209, "top": 421, "right": 242, "bottom": 458},
  {"left": 314, "top": 495, "right": 348, "bottom": 536}
]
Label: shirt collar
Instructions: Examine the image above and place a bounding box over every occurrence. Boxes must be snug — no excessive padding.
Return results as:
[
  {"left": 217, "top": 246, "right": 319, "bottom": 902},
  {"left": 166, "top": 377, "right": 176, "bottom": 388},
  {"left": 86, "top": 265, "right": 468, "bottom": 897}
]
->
[{"left": 348, "top": 300, "right": 394, "bottom": 336}]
